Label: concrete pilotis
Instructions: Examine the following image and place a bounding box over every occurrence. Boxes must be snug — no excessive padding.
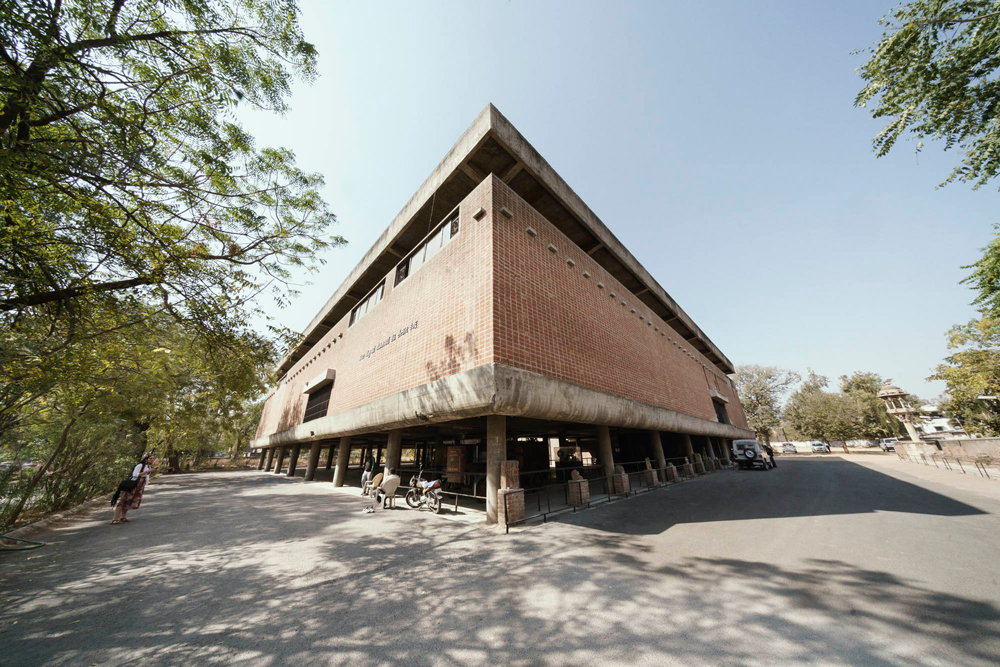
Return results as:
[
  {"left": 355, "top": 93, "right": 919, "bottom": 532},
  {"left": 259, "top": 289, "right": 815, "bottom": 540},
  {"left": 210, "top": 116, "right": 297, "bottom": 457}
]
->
[
  {"left": 705, "top": 436, "right": 718, "bottom": 460},
  {"left": 719, "top": 438, "right": 732, "bottom": 465},
  {"left": 273, "top": 446, "right": 286, "bottom": 474},
  {"left": 304, "top": 441, "right": 322, "bottom": 481},
  {"left": 597, "top": 425, "right": 615, "bottom": 491},
  {"left": 325, "top": 445, "right": 335, "bottom": 470},
  {"left": 264, "top": 448, "right": 275, "bottom": 472},
  {"left": 486, "top": 415, "right": 506, "bottom": 524},
  {"left": 650, "top": 431, "right": 667, "bottom": 481},
  {"left": 333, "top": 436, "right": 351, "bottom": 487},
  {"left": 385, "top": 430, "right": 402, "bottom": 476},
  {"left": 683, "top": 433, "right": 695, "bottom": 459},
  {"left": 286, "top": 444, "right": 301, "bottom": 477},
  {"left": 256, "top": 450, "right": 266, "bottom": 470}
]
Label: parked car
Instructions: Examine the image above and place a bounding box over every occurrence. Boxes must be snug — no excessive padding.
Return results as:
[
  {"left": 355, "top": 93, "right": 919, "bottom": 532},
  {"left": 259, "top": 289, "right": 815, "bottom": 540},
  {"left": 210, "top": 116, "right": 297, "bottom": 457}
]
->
[
  {"left": 733, "top": 439, "right": 774, "bottom": 470},
  {"left": 781, "top": 443, "right": 797, "bottom": 453},
  {"left": 810, "top": 441, "right": 831, "bottom": 453},
  {"left": 880, "top": 438, "right": 898, "bottom": 452}
]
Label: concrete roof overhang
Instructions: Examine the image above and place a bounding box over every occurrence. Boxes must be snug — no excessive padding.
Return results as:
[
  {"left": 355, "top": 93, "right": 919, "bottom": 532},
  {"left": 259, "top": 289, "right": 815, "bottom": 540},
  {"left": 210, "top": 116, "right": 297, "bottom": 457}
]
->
[{"left": 274, "top": 104, "right": 735, "bottom": 377}]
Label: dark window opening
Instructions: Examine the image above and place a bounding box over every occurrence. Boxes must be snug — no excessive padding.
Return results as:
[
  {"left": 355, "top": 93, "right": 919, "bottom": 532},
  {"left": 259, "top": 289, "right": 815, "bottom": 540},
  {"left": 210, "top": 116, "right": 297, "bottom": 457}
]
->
[
  {"left": 395, "top": 210, "right": 460, "bottom": 286},
  {"left": 303, "top": 383, "right": 332, "bottom": 422},
  {"left": 713, "top": 400, "right": 729, "bottom": 424}
]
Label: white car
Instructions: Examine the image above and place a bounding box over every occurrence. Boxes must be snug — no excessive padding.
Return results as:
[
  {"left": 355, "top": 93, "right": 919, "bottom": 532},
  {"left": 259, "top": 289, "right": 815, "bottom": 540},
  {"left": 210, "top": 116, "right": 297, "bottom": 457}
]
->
[
  {"left": 733, "top": 439, "right": 774, "bottom": 470},
  {"left": 880, "top": 438, "right": 898, "bottom": 452},
  {"left": 810, "top": 441, "right": 831, "bottom": 453}
]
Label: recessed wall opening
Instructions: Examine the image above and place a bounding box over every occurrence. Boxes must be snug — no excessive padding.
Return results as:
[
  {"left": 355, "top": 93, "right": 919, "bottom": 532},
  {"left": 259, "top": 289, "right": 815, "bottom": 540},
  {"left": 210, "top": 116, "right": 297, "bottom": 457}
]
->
[
  {"left": 713, "top": 400, "right": 729, "bottom": 425},
  {"left": 303, "top": 383, "right": 333, "bottom": 423}
]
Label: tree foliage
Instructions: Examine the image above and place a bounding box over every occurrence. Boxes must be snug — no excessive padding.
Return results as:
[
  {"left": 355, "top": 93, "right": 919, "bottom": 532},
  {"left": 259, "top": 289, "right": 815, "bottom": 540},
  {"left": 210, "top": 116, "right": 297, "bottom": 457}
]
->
[
  {"left": 856, "top": 0, "right": 1000, "bottom": 189},
  {"left": 0, "top": 1, "right": 341, "bottom": 527},
  {"left": 734, "top": 364, "right": 800, "bottom": 443},
  {"left": 839, "top": 371, "right": 898, "bottom": 439},
  {"left": 784, "top": 370, "right": 865, "bottom": 446},
  {"left": 929, "top": 316, "right": 1000, "bottom": 435}
]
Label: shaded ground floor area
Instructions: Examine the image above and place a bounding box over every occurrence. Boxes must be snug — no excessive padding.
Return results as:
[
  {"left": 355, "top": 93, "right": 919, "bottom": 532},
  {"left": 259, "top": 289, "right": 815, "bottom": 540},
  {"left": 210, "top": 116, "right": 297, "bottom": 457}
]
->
[
  {"left": 2, "top": 457, "right": 999, "bottom": 665},
  {"left": 255, "top": 415, "right": 739, "bottom": 523}
]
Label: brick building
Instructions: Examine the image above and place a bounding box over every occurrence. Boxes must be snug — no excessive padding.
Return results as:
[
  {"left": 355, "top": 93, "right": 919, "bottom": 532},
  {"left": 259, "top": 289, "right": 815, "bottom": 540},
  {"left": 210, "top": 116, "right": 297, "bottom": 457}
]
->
[{"left": 251, "top": 105, "right": 754, "bottom": 522}]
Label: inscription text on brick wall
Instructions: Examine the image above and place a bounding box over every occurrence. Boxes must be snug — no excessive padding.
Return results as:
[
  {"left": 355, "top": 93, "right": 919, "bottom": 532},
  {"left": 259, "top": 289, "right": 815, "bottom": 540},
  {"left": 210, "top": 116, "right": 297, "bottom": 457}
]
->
[{"left": 359, "top": 321, "right": 418, "bottom": 361}]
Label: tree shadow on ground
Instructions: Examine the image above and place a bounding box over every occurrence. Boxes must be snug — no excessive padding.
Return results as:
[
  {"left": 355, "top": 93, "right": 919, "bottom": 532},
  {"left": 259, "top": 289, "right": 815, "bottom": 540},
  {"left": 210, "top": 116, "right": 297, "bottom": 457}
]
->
[{"left": 0, "top": 471, "right": 998, "bottom": 666}]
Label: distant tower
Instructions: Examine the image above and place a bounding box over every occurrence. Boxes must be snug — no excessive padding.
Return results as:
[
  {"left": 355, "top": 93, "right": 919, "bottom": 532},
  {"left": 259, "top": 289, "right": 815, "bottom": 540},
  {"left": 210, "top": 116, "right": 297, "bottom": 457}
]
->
[{"left": 877, "top": 380, "right": 921, "bottom": 441}]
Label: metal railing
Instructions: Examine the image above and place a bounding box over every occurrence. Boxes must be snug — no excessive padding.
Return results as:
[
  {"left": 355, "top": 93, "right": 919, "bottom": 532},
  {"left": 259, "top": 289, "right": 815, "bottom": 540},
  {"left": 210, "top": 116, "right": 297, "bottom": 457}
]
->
[
  {"left": 504, "top": 455, "right": 734, "bottom": 533},
  {"left": 895, "top": 449, "right": 1000, "bottom": 481}
]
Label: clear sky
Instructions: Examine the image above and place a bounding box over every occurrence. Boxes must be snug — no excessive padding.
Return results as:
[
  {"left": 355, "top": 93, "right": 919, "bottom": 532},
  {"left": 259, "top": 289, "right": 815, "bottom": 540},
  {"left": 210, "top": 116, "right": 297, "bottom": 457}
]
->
[{"left": 239, "top": 0, "right": 998, "bottom": 399}]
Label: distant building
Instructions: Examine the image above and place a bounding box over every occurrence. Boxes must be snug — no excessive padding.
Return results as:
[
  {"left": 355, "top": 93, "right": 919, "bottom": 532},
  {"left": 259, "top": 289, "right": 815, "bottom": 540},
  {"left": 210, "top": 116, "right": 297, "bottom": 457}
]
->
[
  {"left": 250, "top": 105, "right": 753, "bottom": 522},
  {"left": 916, "top": 405, "right": 966, "bottom": 439}
]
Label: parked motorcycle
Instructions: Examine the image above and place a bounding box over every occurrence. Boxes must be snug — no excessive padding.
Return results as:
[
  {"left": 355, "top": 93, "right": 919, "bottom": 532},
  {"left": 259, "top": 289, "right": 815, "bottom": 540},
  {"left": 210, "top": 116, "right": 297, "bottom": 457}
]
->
[{"left": 405, "top": 468, "right": 444, "bottom": 513}]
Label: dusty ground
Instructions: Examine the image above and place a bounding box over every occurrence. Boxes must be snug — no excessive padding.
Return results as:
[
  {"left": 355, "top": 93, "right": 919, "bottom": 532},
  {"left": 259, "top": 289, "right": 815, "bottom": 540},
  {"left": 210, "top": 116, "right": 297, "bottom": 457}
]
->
[{"left": 1, "top": 455, "right": 998, "bottom": 666}]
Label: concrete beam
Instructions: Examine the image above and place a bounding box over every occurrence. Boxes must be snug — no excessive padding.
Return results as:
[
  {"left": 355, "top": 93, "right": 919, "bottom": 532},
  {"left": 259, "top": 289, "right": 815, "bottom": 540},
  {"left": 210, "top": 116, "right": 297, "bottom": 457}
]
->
[{"left": 251, "top": 364, "right": 754, "bottom": 449}]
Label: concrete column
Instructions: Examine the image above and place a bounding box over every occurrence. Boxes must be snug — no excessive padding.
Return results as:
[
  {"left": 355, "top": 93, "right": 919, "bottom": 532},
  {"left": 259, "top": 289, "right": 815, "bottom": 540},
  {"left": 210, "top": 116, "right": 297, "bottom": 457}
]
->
[
  {"left": 384, "top": 430, "right": 403, "bottom": 476},
  {"left": 720, "top": 439, "right": 732, "bottom": 464},
  {"left": 333, "top": 436, "right": 352, "bottom": 487},
  {"left": 325, "top": 444, "right": 335, "bottom": 470},
  {"left": 304, "top": 441, "right": 322, "bottom": 481},
  {"left": 705, "top": 436, "right": 718, "bottom": 460},
  {"left": 649, "top": 430, "right": 667, "bottom": 474},
  {"left": 256, "top": 450, "right": 266, "bottom": 470},
  {"left": 286, "top": 443, "right": 301, "bottom": 477},
  {"left": 597, "top": 425, "right": 615, "bottom": 487},
  {"left": 264, "top": 447, "right": 275, "bottom": 472},
  {"left": 486, "top": 415, "right": 506, "bottom": 524},
  {"left": 682, "top": 433, "right": 695, "bottom": 459},
  {"left": 273, "top": 446, "right": 286, "bottom": 474}
]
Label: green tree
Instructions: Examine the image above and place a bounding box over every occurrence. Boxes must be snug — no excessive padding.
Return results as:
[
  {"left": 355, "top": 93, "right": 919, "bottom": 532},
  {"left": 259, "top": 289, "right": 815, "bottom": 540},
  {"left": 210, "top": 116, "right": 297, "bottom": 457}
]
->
[
  {"left": 856, "top": 0, "right": 1000, "bottom": 189},
  {"left": 785, "top": 370, "right": 864, "bottom": 451},
  {"left": 0, "top": 0, "right": 342, "bottom": 427},
  {"left": 734, "top": 364, "right": 800, "bottom": 444},
  {"left": 839, "top": 371, "right": 898, "bottom": 440},
  {"left": 929, "top": 316, "right": 1000, "bottom": 435}
]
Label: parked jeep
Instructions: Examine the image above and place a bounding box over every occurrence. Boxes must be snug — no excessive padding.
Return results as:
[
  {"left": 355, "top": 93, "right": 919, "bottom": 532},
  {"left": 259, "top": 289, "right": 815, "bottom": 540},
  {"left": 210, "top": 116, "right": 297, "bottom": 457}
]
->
[{"left": 733, "top": 439, "right": 774, "bottom": 470}]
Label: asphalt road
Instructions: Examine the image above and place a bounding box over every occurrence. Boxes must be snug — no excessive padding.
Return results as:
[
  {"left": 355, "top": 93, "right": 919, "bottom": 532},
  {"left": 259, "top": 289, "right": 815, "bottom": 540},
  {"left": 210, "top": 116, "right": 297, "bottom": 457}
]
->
[{"left": 1, "top": 455, "right": 999, "bottom": 666}]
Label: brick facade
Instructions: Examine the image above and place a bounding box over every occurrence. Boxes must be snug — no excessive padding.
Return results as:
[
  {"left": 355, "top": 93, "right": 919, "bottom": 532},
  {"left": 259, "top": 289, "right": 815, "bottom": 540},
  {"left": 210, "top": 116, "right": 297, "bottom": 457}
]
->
[
  {"left": 255, "top": 174, "right": 748, "bottom": 441},
  {"left": 256, "top": 179, "right": 496, "bottom": 439},
  {"left": 491, "top": 177, "right": 748, "bottom": 430}
]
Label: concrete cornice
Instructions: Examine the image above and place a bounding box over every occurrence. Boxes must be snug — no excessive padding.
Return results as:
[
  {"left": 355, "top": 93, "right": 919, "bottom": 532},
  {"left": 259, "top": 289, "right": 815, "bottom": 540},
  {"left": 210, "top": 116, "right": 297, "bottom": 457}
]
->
[{"left": 250, "top": 364, "right": 753, "bottom": 449}]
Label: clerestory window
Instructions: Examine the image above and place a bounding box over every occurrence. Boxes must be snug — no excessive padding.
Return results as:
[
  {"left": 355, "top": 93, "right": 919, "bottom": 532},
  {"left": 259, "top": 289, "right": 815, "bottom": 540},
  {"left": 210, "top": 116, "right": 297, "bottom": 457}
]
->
[
  {"left": 349, "top": 280, "right": 385, "bottom": 327},
  {"left": 395, "top": 210, "right": 460, "bottom": 286}
]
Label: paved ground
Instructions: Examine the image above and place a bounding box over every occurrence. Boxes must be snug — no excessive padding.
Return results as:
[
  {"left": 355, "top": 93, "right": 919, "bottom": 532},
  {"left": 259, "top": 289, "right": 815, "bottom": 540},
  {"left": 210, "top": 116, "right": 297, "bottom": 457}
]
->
[{"left": 2, "top": 455, "right": 999, "bottom": 666}]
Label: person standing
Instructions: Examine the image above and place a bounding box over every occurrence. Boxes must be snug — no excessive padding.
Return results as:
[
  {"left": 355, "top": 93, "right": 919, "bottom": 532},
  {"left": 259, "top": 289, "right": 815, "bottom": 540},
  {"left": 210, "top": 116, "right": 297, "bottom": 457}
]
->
[{"left": 111, "top": 454, "right": 156, "bottom": 524}]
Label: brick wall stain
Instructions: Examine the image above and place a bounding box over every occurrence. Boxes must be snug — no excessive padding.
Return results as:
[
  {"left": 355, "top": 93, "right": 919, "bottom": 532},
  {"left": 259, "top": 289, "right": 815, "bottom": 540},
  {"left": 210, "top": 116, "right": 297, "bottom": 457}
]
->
[{"left": 490, "top": 176, "right": 749, "bottom": 430}]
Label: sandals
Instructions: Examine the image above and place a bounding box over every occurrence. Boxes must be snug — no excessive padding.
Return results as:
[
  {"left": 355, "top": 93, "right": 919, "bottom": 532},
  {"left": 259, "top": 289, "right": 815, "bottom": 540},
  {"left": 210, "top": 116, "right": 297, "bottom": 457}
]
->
[{"left": 110, "top": 519, "right": 122, "bottom": 525}]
